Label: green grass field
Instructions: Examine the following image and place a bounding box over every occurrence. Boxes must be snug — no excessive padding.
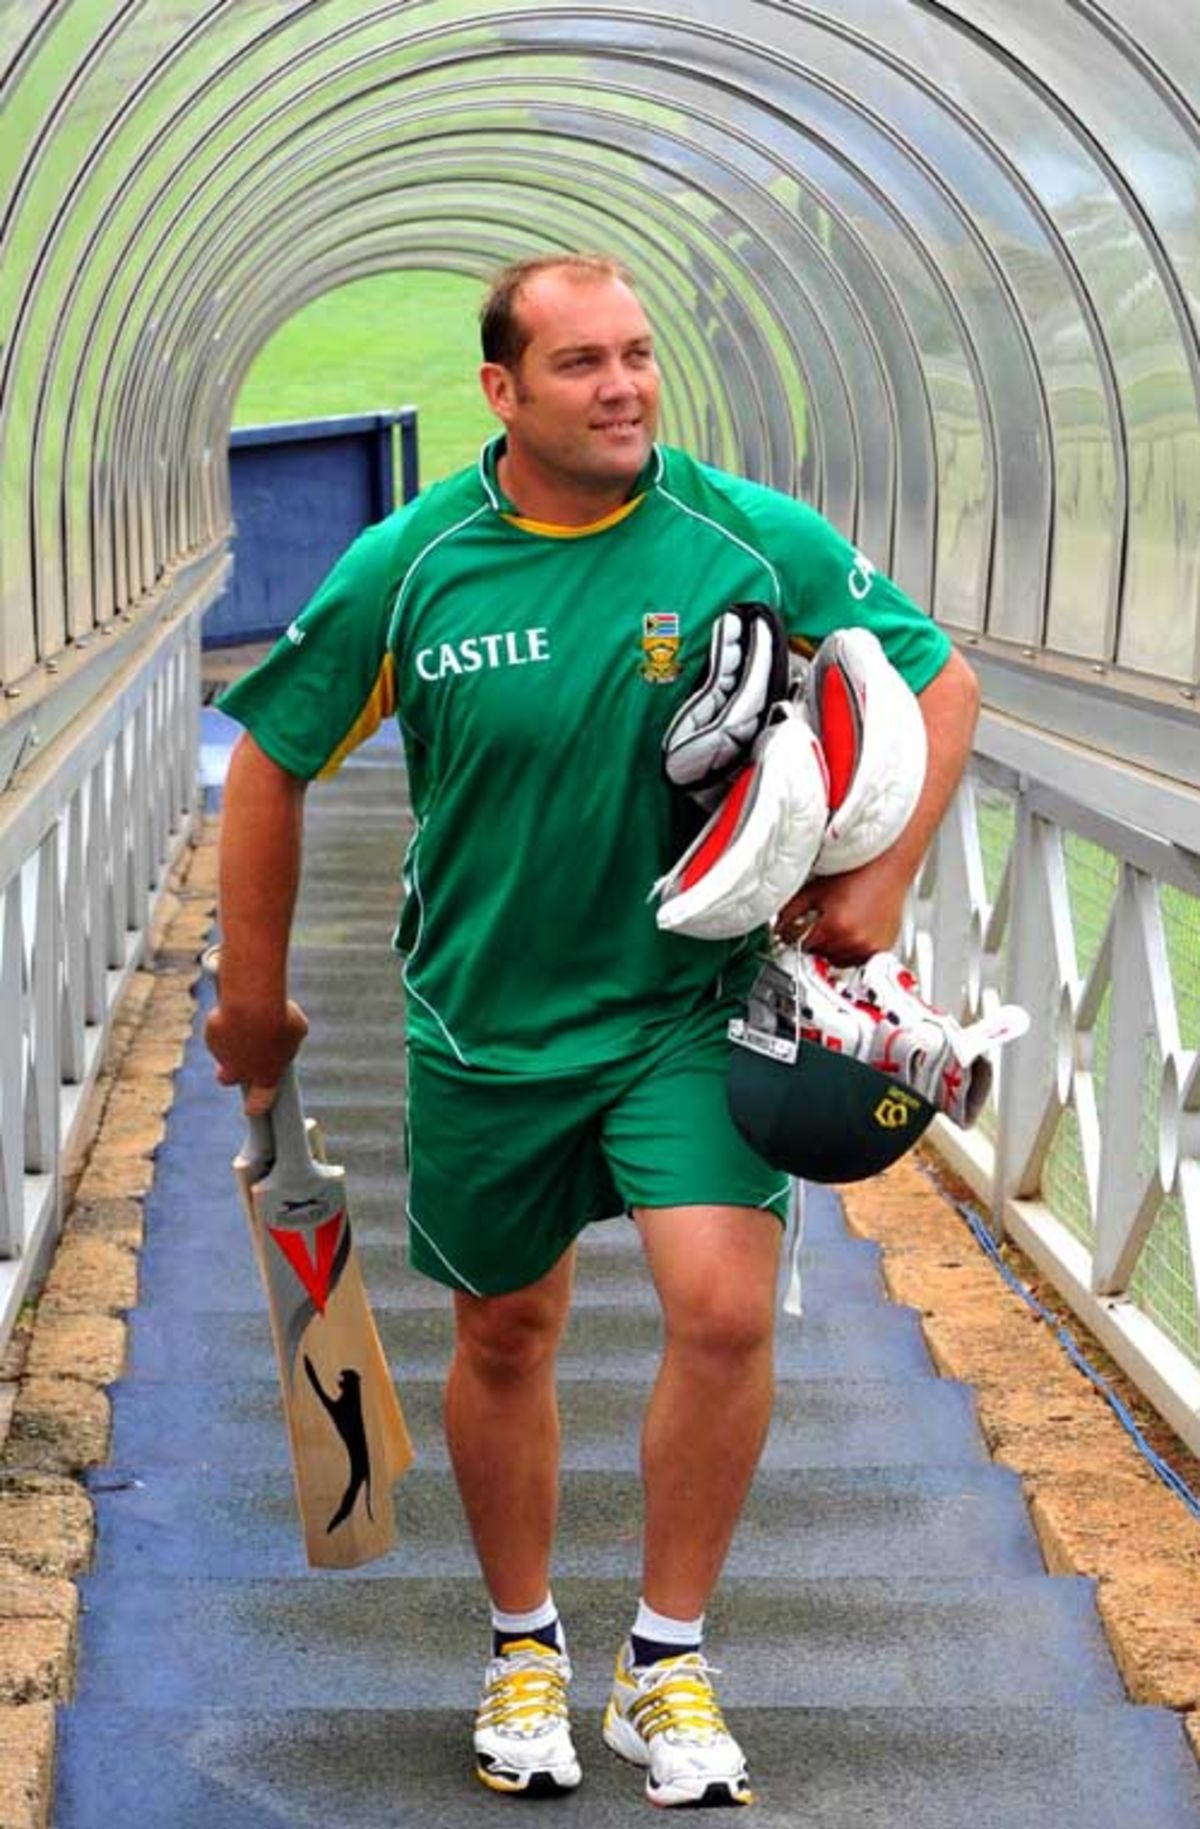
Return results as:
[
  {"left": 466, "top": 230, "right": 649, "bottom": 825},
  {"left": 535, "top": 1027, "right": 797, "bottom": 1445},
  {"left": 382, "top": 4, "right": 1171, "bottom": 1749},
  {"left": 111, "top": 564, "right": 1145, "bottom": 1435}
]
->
[{"left": 233, "top": 272, "right": 497, "bottom": 484}]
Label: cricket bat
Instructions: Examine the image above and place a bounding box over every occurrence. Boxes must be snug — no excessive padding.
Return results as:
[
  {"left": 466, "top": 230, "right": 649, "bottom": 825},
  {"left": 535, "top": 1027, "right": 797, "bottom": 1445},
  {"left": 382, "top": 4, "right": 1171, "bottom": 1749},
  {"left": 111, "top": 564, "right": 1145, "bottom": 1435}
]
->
[{"left": 214, "top": 984, "right": 414, "bottom": 1568}]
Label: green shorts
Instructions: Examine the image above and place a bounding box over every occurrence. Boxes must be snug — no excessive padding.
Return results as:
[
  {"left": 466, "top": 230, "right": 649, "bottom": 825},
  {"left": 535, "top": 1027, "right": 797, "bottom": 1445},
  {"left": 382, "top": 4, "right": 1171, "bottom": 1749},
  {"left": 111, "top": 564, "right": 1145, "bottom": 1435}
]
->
[{"left": 404, "top": 997, "right": 791, "bottom": 1296}]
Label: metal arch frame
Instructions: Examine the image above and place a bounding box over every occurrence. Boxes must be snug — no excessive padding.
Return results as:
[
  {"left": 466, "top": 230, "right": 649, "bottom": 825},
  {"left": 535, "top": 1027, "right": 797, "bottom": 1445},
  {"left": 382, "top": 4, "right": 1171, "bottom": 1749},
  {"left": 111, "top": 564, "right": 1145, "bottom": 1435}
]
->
[
  {"left": 750, "top": 5, "right": 1125, "bottom": 657},
  {"left": 4, "top": 5, "right": 1192, "bottom": 651},
  {"left": 86, "top": 44, "right": 958, "bottom": 577},
  {"left": 917, "top": 0, "right": 1200, "bottom": 672},
  {"left": 769, "top": 0, "right": 1194, "bottom": 674},
  {"left": 0, "top": 21, "right": 1039, "bottom": 643},
  {"left": 2, "top": 12, "right": 973, "bottom": 636}
]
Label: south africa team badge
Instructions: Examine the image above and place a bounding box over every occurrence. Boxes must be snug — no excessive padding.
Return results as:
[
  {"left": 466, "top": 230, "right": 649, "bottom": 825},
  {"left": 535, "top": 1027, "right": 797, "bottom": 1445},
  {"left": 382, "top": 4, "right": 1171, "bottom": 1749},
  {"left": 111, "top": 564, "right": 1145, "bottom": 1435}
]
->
[{"left": 641, "top": 611, "right": 681, "bottom": 684}]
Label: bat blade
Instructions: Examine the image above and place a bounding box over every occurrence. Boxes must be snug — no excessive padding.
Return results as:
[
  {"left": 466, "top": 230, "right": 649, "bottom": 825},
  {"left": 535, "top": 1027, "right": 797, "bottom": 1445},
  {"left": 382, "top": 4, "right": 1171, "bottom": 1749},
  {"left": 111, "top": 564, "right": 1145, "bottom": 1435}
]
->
[{"left": 234, "top": 1071, "right": 413, "bottom": 1569}]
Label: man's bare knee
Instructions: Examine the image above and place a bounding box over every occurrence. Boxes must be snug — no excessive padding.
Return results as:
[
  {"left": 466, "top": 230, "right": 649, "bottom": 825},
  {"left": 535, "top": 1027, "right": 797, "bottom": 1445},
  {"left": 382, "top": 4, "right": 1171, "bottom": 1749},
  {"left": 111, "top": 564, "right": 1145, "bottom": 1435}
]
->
[
  {"left": 453, "top": 1281, "right": 571, "bottom": 1383},
  {"left": 665, "top": 1284, "right": 776, "bottom": 1364}
]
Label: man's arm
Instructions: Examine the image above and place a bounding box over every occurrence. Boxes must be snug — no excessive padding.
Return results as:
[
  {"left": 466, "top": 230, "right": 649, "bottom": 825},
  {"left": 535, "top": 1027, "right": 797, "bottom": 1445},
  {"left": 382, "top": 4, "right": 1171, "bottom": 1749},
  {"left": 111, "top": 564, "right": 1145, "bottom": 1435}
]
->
[
  {"left": 204, "top": 732, "right": 310, "bottom": 1113},
  {"left": 779, "top": 647, "right": 981, "bottom": 962}
]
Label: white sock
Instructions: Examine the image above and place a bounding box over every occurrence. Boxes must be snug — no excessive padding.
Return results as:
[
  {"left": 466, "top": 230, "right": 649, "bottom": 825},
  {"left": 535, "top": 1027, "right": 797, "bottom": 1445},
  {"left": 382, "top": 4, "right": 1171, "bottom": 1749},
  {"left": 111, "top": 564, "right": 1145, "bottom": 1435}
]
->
[{"left": 630, "top": 1598, "right": 705, "bottom": 1659}]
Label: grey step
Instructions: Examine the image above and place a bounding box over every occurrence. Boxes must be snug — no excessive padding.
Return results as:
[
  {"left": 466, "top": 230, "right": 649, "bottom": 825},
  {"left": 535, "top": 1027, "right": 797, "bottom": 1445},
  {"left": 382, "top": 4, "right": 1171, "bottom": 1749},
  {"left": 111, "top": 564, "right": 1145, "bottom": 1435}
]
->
[
  {"left": 121, "top": 1301, "right": 932, "bottom": 1383},
  {"left": 85, "top": 1464, "right": 1045, "bottom": 1581},
  {"left": 124, "top": 1296, "right": 909, "bottom": 1383},
  {"left": 70, "top": 1574, "right": 1124, "bottom": 1710},
  {"left": 133, "top": 1207, "right": 881, "bottom": 1294},
  {"left": 52, "top": 1703, "right": 1200, "bottom": 1829},
  {"left": 107, "top": 1374, "right": 987, "bottom": 1472},
  {"left": 127, "top": 1236, "right": 884, "bottom": 1328}
]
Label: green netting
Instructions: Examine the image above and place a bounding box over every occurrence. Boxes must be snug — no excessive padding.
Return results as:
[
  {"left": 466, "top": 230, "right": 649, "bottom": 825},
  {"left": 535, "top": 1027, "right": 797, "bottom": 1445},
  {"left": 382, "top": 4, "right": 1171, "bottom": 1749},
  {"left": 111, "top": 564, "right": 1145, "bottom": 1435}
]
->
[
  {"left": 975, "top": 789, "right": 1013, "bottom": 905},
  {"left": 1163, "top": 884, "right": 1200, "bottom": 1051},
  {"left": 1131, "top": 1196, "right": 1200, "bottom": 1364},
  {"left": 1062, "top": 831, "right": 1118, "bottom": 978},
  {"left": 1041, "top": 1102, "right": 1096, "bottom": 1248}
]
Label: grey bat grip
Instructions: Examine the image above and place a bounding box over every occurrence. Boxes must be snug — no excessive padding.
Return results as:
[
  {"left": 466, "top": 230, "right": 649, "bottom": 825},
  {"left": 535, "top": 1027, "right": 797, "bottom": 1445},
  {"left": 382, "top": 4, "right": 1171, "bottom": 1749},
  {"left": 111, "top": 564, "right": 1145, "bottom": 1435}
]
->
[
  {"left": 243, "top": 1108, "right": 274, "bottom": 1168},
  {"left": 264, "top": 1062, "right": 319, "bottom": 1181},
  {"left": 201, "top": 945, "right": 312, "bottom": 1180}
]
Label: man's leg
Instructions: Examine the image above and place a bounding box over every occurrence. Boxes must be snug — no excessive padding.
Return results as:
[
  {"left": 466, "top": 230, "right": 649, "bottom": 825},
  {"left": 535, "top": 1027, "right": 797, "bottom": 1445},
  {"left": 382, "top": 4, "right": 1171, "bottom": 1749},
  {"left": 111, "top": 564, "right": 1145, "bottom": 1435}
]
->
[
  {"left": 633, "top": 1203, "right": 780, "bottom": 1617},
  {"left": 447, "top": 1248, "right": 582, "bottom": 1796},
  {"left": 444, "top": 1245, "right": 576, "bottom": 1609},
  {"left": 602, "top": 1202, "right": 780, "bottom": 1808}
]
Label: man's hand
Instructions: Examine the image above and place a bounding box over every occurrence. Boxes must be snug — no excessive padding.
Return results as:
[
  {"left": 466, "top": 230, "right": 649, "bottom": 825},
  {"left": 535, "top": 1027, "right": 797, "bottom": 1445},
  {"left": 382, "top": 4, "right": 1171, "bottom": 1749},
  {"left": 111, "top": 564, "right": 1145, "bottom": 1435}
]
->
[
  {"left": 775, "top": 849, "right": 911, "bottom": 964},
  {"left": 204, "top": 996, "right": 309, "bottom": 1116}
]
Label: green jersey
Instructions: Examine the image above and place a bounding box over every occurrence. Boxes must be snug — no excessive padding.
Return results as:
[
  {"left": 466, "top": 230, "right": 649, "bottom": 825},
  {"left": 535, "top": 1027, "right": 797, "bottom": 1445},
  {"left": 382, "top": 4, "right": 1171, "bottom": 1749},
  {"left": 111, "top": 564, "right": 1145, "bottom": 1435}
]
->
[{"left": 220, "top": 438, "right": 951, "bottom": 1072}]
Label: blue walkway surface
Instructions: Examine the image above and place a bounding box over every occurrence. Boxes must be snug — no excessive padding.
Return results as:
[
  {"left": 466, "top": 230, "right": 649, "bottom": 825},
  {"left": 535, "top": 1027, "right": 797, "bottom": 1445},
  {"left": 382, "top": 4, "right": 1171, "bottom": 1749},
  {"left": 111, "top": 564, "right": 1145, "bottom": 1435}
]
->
[{"left": 54, "top": 723, "right": 1200, "bottom": 1826}]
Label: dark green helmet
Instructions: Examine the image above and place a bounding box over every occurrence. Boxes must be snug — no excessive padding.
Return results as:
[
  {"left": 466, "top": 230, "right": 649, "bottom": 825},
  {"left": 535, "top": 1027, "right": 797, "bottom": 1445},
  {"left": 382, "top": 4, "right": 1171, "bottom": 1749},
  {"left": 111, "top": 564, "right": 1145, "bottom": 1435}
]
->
[{"left": 726, "top": 954, "right": 935, "bottom": 1183}]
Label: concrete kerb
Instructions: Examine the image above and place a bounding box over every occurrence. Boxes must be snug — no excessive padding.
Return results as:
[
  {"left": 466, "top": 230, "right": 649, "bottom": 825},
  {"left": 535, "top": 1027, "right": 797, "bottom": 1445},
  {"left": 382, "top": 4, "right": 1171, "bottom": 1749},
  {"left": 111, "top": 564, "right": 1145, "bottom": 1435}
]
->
[{"left": 0, "top": 818, "right": 219, "bottom": 1829}]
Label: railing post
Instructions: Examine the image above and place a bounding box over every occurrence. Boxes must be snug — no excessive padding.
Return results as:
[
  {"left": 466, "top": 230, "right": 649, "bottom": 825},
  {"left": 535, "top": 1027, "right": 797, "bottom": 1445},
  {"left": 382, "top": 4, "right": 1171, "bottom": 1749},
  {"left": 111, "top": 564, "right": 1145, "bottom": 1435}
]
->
[
  {"left": 62, "top": 791, "right": 87, "bottom": 1082},
  {"left": 25, "top": 828, "right": 62, "bottom": 1176},
  {"left": 84, "top": 760, "right": 107, "bottom": 1025},
  {"left": 993, "top": 802, "right": 1077, "bottom": 1219},
  {"left": 0, "top": 882, "right": 22, "bottom": 1255},
  {"left": 1092, "top": 868, "right": 1176, "bottom": 1294},
  {"left": 107, "top": 738, "right": 130, "bottom": 966}
]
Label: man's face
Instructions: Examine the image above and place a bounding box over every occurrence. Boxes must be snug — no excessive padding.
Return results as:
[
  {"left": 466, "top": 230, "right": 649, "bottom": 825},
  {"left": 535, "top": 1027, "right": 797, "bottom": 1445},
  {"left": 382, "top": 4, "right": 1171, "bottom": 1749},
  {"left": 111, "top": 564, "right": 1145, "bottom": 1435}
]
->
[{"left": 481, "top": 272, "right": 661, "bottom": 497}]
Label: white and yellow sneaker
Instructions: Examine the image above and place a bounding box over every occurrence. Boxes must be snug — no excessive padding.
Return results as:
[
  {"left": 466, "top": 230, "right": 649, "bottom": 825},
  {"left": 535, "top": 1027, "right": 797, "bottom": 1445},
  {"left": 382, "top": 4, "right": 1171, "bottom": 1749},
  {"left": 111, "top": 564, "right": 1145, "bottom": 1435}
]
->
[
  {"left": 602, "top": 1643, "right": 753, "bottom": 1807},
  {"left": 473, "top": 1637, "right": 582, "bottom": 1796}
]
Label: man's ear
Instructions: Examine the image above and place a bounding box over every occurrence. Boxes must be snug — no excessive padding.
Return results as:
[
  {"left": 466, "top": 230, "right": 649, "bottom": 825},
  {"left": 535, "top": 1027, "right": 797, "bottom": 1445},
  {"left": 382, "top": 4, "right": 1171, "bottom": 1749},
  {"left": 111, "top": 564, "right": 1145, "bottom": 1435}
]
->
[{"left": 480, "top": 361, "right": 517, "bottom": 422}]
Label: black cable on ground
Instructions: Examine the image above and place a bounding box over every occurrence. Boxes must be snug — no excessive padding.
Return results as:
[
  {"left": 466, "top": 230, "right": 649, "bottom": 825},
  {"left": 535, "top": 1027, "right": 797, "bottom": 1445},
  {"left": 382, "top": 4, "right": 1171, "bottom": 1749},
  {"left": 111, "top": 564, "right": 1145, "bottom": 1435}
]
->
[{"left": 941, "top": 1184, "right": 1200, "bottom": 1522}]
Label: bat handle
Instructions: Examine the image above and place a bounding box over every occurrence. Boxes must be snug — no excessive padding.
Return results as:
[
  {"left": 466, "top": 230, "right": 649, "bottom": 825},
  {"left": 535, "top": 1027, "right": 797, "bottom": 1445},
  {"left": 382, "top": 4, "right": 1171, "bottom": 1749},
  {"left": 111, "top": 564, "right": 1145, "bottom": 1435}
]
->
[
  {"left": 202, "top": 944, "right": 314, "bottom": 1179},
  {"left": 267, "top": 1061, "right": 319, "bottom": 1179},
  {"left": 243, "top": 1107, "right": 274, "bottom": 1172}
]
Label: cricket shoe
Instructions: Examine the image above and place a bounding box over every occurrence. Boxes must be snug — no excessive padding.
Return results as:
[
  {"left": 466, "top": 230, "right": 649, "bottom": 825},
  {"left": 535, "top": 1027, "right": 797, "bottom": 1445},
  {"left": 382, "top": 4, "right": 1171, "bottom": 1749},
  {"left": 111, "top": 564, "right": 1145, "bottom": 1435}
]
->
[
  {"left": 473, "top": 1638, "right": 582, "bottom": 1796},
  {"left": 602, "top": 1644, "right": 753, "bottom": 1808}
]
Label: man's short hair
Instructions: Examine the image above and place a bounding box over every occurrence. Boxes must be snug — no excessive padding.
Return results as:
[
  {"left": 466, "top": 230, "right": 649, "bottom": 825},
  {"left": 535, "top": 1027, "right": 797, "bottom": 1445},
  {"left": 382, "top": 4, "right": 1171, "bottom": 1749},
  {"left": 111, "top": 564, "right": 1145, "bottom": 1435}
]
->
[{"left": 480, "top": 253, "right": 636, "bottom": 368}]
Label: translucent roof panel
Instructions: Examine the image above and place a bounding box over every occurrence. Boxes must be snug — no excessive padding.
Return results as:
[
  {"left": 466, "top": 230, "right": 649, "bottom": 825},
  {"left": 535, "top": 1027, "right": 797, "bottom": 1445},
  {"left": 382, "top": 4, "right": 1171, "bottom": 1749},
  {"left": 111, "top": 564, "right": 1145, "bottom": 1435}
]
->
[{"left": 1, "top": 0, "right": 1197, "bottom": 745}]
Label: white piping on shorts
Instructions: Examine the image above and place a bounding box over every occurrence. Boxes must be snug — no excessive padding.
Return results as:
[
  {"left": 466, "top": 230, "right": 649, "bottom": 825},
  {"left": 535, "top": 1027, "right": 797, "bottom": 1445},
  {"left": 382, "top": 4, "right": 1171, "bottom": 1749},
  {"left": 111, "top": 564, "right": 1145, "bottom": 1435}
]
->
[
  {"left": 405, "top": 1200, "right": 485, "bottom": 1297},
  {"left": 779, "top": 1178, "right": 805, "bottom": 1318},
  {"left": 403, "top": 1038, "right": 483, "bottom": 1297}
]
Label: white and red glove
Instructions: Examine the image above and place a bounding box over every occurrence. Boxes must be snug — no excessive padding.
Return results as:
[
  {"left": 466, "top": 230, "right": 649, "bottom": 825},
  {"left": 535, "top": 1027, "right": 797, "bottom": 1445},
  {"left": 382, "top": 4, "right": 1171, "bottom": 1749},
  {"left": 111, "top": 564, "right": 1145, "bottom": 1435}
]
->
[
  {"left": 654, "top": 625, "right": 927, "bottom": 939},
  {"left": 661, "top": 603, "right": 789, "bottom": 808},
  {"left": 807, "top": 628, "right": 927, "bottom": 876}
]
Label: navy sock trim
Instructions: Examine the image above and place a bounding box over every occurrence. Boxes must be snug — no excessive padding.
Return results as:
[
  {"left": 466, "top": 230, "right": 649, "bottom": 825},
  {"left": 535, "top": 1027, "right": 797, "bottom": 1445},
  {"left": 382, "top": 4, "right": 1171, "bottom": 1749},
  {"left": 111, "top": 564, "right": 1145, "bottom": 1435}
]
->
[{"left": 630, "top": 1631, "right": 701, "bottom": 1668}]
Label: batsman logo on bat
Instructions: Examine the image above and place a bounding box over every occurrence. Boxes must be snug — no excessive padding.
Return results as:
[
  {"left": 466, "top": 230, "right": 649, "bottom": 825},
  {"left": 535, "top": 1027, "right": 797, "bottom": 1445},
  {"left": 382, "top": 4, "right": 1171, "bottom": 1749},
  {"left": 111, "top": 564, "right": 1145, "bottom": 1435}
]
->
[
  {"left": 303, "top": 1357, "right": 375, "bottom": 1531},
  {"left": 263, "top": 1208, "right": 377, "bottom": 1535}
]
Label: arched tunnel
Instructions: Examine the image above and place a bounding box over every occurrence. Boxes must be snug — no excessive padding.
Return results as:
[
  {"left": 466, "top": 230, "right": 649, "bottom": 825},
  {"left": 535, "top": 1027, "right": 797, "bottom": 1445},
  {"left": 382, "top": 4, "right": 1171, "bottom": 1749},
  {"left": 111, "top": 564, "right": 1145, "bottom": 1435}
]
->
[{"left": 1, "top": 6, "right": 1199, "bottom": 1820}]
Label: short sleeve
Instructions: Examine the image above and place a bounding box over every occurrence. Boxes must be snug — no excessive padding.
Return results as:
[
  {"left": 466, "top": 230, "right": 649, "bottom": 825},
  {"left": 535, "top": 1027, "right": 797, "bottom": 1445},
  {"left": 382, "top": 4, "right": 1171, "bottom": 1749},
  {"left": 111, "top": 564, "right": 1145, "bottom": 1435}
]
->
[{"left": 217, "top": 516, "right": 404, "bottom": 780}]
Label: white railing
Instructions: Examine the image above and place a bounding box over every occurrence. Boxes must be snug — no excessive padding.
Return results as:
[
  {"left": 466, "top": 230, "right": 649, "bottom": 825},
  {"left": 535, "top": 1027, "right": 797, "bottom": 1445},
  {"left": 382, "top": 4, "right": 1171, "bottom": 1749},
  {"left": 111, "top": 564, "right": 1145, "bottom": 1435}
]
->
[
  {"left": 914, "top": 712, "right": 1200, "bottom": 1455},
  {"left": 0, "top": 558, "right": 225, "bottom": 1339}
]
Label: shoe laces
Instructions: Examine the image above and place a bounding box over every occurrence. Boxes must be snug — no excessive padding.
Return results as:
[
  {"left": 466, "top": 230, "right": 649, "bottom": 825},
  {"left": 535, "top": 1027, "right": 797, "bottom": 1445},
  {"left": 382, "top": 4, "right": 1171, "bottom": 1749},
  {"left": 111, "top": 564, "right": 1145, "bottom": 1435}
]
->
[
  {"left": 626, "top": 1652, "right": 729, "bottom": 1746},
  {"left": 478, "top": 1641, "right": 571, "bottom": 1739}
]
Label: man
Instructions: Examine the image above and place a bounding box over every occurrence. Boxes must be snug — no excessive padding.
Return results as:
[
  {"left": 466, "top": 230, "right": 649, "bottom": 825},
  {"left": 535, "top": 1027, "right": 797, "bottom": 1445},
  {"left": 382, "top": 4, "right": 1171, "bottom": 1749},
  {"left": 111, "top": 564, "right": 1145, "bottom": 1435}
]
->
[{"left": 207, "top": 252, "right": 980, "bottom": 1808}]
